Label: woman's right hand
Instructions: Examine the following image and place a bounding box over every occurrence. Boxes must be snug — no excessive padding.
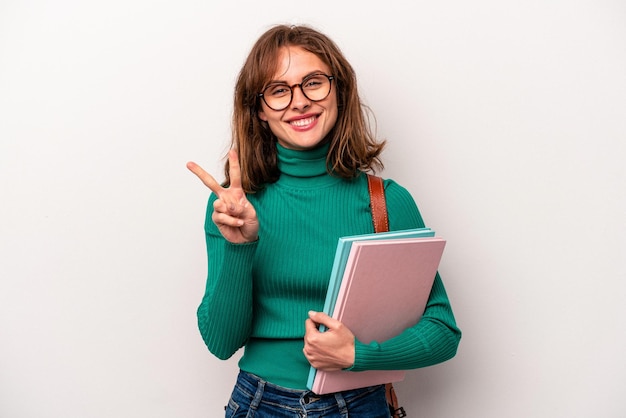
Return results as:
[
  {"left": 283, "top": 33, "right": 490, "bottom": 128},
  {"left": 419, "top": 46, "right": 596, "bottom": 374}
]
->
[{"left": 186, "top": 150, "right": 259, "bottom": 244}]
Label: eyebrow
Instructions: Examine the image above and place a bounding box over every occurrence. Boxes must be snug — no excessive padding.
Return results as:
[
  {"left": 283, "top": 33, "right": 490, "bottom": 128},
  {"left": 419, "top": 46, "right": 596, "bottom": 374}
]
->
[{"left": 266, "top": 71, "right": 326, "bottom": 85}]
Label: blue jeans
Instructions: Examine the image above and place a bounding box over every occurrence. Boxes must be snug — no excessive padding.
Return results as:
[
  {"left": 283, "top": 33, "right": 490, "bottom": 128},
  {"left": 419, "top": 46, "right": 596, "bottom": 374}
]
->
[{"left": 225, "top": 370, "right": 391, "bottom": 417}]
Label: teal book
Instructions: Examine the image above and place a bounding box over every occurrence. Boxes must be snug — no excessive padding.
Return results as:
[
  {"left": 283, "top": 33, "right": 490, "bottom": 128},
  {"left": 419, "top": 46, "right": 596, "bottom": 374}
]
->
[{"left": 306, "top": 227, "right": 436, "bottom": 391}]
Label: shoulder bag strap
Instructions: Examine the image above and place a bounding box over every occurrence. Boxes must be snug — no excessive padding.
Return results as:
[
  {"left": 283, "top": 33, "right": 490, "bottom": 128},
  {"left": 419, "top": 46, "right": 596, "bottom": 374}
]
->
[{"left": 367, "top": 174, "right": 389, "bottom": 233}]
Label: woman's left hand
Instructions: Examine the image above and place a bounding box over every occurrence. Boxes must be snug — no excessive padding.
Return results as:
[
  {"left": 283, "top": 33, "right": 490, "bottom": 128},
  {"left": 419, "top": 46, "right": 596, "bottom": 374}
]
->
[{"left": 303, "top": 311, "right": 355, "bottom": 371}]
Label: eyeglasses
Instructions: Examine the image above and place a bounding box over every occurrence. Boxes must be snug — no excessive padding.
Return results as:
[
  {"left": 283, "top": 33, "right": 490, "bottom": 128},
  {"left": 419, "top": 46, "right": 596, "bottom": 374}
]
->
[{"left": 258, "top": 73, "right": 334, "bottom": 111}]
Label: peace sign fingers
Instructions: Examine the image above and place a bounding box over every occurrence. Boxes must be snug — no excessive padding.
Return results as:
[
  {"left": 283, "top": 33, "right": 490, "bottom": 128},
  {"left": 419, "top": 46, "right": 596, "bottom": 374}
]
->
[{"left": 186, "top": 150, "right": 259, "bottom": 244}]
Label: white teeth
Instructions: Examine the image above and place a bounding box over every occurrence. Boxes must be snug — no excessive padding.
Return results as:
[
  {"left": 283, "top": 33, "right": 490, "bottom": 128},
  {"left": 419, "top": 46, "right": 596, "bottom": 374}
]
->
[{"left": 290, "top": 116, "right": 316, "bottom": 127}]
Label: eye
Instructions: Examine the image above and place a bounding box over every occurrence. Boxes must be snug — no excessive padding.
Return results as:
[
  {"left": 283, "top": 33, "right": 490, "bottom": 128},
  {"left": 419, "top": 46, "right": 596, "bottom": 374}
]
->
[
  {"left": 266, "top": 84, "right": 291, "bottom": 97},
  {"left": 303, "top": 76, "right": 325, "bottom": 89}
]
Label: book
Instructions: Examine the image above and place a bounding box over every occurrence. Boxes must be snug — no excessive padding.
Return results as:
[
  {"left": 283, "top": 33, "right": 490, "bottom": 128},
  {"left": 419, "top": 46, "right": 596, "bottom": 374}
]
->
[
  {"left": 320, "top": 228, "right": 435, "bottom": 327},
  {"left": 307, "top": 234, "right": 446, "bottom": 394}
]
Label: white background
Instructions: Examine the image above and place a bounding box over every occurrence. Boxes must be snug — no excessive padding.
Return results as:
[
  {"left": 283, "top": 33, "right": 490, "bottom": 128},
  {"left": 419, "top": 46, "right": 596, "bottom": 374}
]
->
[{"left": 1, "top": 1, "right": 625, "bottom": 417}]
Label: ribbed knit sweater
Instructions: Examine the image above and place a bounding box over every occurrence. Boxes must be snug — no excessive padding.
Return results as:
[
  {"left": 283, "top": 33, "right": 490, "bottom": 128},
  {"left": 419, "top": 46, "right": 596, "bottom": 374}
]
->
[{"left": 197, "top": 142, "right": 461, "bottom": 390}]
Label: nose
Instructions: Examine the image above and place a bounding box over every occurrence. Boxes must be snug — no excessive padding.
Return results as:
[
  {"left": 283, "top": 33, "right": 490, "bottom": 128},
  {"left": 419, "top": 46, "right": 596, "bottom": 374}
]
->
[{"left": 290, "top": 84, "right": 311, "bottom": 110}]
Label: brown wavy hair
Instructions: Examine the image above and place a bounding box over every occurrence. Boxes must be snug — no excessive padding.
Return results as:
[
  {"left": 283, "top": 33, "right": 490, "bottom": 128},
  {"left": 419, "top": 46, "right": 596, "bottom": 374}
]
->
[{"left": 225, "top": 24, "right": 385, "bottom": 192}]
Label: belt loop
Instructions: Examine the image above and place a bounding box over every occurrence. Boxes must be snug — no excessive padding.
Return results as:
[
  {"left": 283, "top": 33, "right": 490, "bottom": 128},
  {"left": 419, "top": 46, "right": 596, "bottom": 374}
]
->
[
  {"left": 334, "top": 392, "right": 348, "bottom": 417},
  {"left": 250, "top": 377, "right": 265, "bottom": 411}
]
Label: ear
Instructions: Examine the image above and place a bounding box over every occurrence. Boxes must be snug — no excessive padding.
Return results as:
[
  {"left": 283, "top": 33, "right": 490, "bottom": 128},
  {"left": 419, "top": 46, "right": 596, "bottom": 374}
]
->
[{"left": 258, "top": 109, "right": 268, "bottom": 122}]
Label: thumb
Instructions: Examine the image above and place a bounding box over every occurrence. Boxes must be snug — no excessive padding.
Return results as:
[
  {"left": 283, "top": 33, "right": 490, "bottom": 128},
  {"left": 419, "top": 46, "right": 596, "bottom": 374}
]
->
[{"left": 308, "top": 310, "right": 335, "bottom": 328}]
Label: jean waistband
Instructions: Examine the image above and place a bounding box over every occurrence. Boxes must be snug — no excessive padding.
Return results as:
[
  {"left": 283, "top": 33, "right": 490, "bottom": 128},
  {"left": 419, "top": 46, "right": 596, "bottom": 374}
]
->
[
  {"left": 233, "top": 370, "right": 389, "bottom": 416},
  {"left": 237, "top": 370, "right": 384, "bottom": 400},
  {"left": 237, "top": 370, "right": 308, "bottom": 400}
]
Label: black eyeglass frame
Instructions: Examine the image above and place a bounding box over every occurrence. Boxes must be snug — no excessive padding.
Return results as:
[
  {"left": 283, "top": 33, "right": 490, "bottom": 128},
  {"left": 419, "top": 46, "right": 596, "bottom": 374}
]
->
[{"left": 257, "top": 73, "right": 335, "bottom": 111}]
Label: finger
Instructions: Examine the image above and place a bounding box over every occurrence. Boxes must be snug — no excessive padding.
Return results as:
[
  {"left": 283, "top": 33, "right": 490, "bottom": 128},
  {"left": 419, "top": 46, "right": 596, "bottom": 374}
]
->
[
  {"left": 212, "top": 198, "right": 229, "bottom": 214},
  {"left": 212, "top": 211, "right": 245, "bottom": 227},
  {"left": 186, "top": 161, "right": 223, "bottom": 195},
  {"left": 304, "top": 318, "right": 319, "bottom": 336},
  {"left": 214, "top": 195, "right": 243, "bottom": 216},
  {"left": 308, "top": 311, "right": 339, "bottom": 330},
  {"left": 227, "top": 150, "right": 243, "bottom": 190}
]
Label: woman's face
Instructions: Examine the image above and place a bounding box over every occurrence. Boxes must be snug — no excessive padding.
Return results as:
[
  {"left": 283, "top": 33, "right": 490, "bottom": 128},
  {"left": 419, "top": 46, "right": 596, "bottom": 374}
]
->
[{"left": 258, "top": 46, "right": 338, "bottom": 151}]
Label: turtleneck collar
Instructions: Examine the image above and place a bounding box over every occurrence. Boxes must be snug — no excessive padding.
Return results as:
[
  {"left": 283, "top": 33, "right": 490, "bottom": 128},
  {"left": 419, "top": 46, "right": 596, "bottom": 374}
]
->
[{"left": 276, "top": 142, "right": 342, "bottom": 188}]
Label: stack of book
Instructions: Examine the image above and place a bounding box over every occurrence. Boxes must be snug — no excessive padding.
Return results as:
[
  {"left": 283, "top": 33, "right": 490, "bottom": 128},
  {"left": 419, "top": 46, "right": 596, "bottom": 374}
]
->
[{"left": 307, "top": 227, "right": 446, "bottom": 394}]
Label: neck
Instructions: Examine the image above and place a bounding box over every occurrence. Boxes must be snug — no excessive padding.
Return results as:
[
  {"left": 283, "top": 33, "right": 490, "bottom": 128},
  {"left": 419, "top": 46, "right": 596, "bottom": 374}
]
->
[{"left": 276, "top": 142, "right": 340, "bottom": 188}]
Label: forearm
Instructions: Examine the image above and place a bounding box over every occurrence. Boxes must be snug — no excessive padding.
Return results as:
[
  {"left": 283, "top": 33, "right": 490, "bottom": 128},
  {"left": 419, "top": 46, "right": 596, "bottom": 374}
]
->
[{"left": 197, "top": 237, "right": 257, "bottom": 360}]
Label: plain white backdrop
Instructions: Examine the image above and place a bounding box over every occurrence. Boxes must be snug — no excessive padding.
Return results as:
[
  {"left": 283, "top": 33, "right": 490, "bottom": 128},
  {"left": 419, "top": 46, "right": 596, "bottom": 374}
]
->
[{"left": 1, "top": 1, "right": 625, "bottom": 417}]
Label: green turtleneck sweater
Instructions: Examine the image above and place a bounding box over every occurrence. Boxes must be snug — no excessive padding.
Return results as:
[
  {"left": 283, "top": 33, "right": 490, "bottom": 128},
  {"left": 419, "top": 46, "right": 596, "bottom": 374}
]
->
[{"left": 197, "top": 143, "right": 461, "bottom": 390}]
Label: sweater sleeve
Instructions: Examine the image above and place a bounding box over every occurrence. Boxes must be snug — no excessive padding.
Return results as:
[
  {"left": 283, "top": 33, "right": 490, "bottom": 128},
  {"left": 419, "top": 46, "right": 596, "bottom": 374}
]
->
[
  {"left": 196, "top": 194, "right": 257, "bottom": 360},
  {"left": 349, "top": 180, "right": 462, "bottom": 371}
]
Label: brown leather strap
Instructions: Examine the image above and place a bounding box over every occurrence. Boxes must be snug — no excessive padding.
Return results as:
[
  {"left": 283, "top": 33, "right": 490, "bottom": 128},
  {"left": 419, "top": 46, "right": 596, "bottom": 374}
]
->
[
  {"left": 385, "top": 383, "right": 406, "bottom": 417},
  {"left": 367, "top": 174, "right": 389, "bottom": 233}
]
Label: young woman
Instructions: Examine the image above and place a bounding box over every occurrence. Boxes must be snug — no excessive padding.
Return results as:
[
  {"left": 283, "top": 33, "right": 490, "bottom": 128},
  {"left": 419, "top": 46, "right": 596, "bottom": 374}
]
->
[{"left": 187, "top": 24, "right": 461, "bottom": 417}]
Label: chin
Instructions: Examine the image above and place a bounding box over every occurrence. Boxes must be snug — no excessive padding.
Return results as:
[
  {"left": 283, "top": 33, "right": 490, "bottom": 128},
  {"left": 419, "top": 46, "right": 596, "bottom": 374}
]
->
[{"left": 280, "top": 136, "right": 326, "bottom": 150}]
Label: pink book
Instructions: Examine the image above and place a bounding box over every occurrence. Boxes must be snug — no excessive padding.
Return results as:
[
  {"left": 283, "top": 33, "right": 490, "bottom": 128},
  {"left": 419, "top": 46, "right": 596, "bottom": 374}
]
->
[{"left": 309, "top": 237, "right": 446, "bottom": 394}]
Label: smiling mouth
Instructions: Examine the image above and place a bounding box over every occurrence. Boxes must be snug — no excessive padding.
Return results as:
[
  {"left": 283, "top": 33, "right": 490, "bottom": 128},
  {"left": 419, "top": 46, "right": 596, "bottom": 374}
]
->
[{"left": 289, "top": 116, "right": 317, "bottom": 128}]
